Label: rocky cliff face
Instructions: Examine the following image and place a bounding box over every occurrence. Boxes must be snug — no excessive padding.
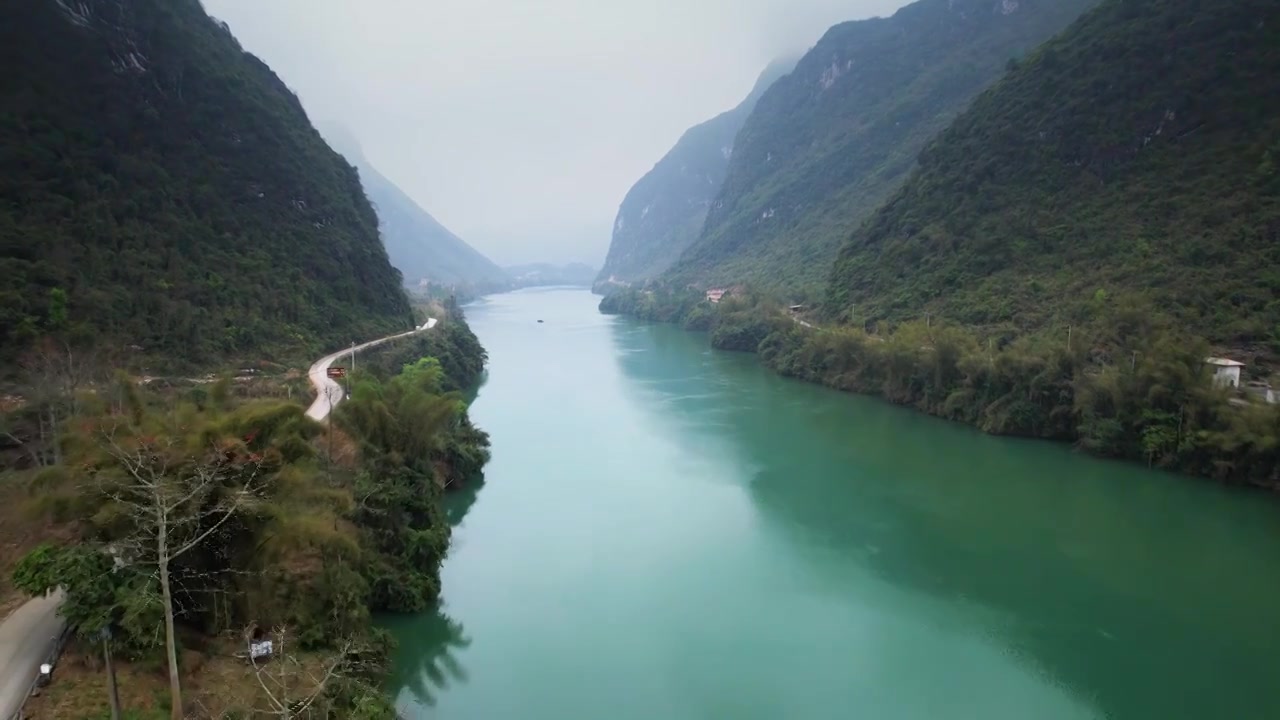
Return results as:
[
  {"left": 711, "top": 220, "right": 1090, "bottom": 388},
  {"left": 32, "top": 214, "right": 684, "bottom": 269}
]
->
[
  {"left": 662, "top": 0, "right": 1098, "bottom": 299},
  {"left": 595, "top": 59, "right": 795, "bottom": 290}
]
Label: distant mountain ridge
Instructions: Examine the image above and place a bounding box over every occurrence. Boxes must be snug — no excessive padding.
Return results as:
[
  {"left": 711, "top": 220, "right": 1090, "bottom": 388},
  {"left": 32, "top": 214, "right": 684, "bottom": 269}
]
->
[
  {"left": 323, "top": 128, "right": 508, "bottom": 289},
  {"left": 0, "top": 0, "right": 411, "bottom": 364},
  {"left": 662, "top": 0, "right": 1098, "bottom": 298},
  {"left": 594, "top": 58, "right": 796, "bottom": 290},
  {"left": 507, "top": 262, "right": 596, "bottom": 288}
]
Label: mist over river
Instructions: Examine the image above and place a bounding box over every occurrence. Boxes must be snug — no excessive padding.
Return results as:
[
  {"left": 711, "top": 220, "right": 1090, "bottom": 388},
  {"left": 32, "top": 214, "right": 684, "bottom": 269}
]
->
[{"left": 382, "top": 288, "right": 1280, "bottom": 720}]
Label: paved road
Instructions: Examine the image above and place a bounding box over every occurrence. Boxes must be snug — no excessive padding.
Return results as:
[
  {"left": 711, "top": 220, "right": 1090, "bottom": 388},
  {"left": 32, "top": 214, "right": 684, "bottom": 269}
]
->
[
  {"left": 0, "top": 322, "right": 436, "bottom": 719},
  {"left": 305, "top": 318, "right": 437, "bottom": 421},
  {"left": 0, "top": 590, "right": 65, "bottom": 720}
]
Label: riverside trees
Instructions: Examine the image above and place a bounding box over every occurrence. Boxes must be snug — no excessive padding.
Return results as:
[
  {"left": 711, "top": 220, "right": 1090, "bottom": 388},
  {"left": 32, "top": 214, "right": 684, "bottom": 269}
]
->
[
  {"left": 604, "top": 286, "right": 1280, "bottom": 489},
  {"left": 7, "top": 323, "right": 490, "bottom": 716}
]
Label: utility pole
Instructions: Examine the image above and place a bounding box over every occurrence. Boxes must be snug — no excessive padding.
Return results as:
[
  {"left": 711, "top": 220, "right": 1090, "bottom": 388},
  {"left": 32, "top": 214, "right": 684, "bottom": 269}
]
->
[
  {"left": 103, "top": 627, "right": 121, "bottom": 720},
  {"left": 349, "top": 342, "right": 356, "bottom": 399},
  {"left": 1067, "top": 325, "right": 1073, "bottom": 352}
]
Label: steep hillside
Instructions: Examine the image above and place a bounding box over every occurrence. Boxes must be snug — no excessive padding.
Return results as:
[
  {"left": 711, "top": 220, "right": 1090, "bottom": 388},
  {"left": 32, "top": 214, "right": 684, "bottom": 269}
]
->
[
  {"left": 0, "top": 0, "right": 412, "bottom": 366},
  {"left": 826, "top": 0, "right": 1280, "bottom": 342},
  {"left": 357, "top": 159, "right": 508, "bottom": 288},
  {"left": 325, "top": 129, "right": 508, "bottom": 289},
  {"left": 595, "top": 59, "right": 795, "bottom": 289},
  {"left": 666, "top": 0, "right": 1097, "bottom": 298}
]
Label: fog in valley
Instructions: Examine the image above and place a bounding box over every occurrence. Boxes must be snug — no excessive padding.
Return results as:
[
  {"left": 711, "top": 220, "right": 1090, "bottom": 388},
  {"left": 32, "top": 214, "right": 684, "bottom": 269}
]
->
[{"left": 201, "top": 0, "right": 908, "bottom": 266}]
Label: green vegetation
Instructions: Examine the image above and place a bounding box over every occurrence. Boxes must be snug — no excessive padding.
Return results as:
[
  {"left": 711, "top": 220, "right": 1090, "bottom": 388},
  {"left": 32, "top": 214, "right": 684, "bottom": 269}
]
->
[
  {"left": 595, "top": 59, "right": 795, "bottom": 289},
  {"left": 827, "top": 0, "right": 1280, "bottom": 345},
  {"left": 602, "top": 287, "right": 1280, "bottom": 489},
  {"left": 662, "top": 0, "right": 1096, "bottom": 299},
  {"left": 4, "top": 306, "right": 490, "bottom": 717},
  {"left": 762, "top": 313, "right": 1280, "bottom": 489},
  {"left": 599, "top": 286, "right": 707, "bottom": 327},
  {"left": 0, "top": 0, "right": 412, "bottom": 369},
  {"left": 363, "top": 300, "right": 489, "bottom": 393},
  {"left": 602, "top": 0, "right": 1280, "bottom": 492}
]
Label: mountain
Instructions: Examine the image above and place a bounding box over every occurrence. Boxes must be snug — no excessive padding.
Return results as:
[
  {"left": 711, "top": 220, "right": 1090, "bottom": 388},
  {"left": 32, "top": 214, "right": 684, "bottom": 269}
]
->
[
  {"left": 323, "top": 128, "right": 508, "bottom": 289},
  {"left": 0, "top": 0, "right": 412, "bottom": 365},
  {"left": 664, "top": 0, "right": 1098, "bottom": 299},
  {"left": 826, "top": 0, "right": 1280, "bottom": 342},
  {"left": 506, "top": 262, "right": 597, "bottom": 288},
  {"left": 594, "top": 59, "right": 795, "bottom": 290}
]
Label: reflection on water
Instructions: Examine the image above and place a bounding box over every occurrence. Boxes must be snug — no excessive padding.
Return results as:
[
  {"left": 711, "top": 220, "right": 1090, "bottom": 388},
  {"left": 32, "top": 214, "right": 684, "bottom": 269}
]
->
[
  {"left": 610, "top": 320, "right": 1280, "bottom": 720},
  {"left": 385, "top": 610, "right": 472, "bottom": 709},
  {"left": 381, "top": 482, "right": 481, "bottom": 710},
  {"left": 383, "top": 290, "right": 1280, "bottom": 720}
]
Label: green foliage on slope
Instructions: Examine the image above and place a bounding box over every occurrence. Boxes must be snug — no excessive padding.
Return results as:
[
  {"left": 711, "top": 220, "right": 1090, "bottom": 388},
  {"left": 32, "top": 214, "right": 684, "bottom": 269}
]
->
[
  {"left": 7, "top": 310, "right": 490, "bottom": 714},
  {"left": 0, "top": 0, "right": 413, "bottom": 367},
  {"left": 665, "top": 0, "right": 1097, "bottom": 299},
  {"left": 761, "top": 306, "right": 1280, "bottom": 489},
  {"left": 595, "top": 59, "right": 795, "bottom": 288},
  {"left": 827, "top": 0, "right": 1280, "bottom": 344},
  {"left": 603, "top": 286, "right": 1280, "bottom": 488}
]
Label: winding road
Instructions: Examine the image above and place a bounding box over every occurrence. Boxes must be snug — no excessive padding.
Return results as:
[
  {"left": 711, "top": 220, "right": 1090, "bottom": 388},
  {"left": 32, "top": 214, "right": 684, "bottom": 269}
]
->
[
  {"left": 0, "top": 590, "right": 64, "bottom": 720},
  {"left": 0, "top": 319, "right": 436, "bottom": 719},
  {"left": 305, "top": 317, "right": 436, "bottom": 421}
]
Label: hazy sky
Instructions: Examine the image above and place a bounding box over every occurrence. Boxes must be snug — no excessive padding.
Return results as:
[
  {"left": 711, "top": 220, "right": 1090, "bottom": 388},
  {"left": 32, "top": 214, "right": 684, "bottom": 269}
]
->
[{"left": 202, "top": 0, "right": 907, "bottom": 266}]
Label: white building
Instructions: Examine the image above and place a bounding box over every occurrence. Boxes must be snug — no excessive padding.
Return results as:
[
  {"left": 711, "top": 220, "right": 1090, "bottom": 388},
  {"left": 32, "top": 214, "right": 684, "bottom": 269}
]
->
[{"left": 1205, "top": 357, "right": 1245, "bottom": 388}]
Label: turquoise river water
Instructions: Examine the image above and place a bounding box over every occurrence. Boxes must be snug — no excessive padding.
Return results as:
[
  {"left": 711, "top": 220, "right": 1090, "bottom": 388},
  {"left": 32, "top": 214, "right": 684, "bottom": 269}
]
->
[{"left": 382, "top": 288, "right": 1280, "bottom": 720}]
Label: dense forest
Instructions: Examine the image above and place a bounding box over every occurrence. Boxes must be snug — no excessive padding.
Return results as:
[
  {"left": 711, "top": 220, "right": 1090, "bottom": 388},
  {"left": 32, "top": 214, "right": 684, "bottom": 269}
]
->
[
  {"left": 826, "top": 0, "right": 1280, "bottom": 346},
  {"left": 324, "top": 127, "right": 510, "bottom": 290},
  {"left": 602, "top": 287, "right": 1280, "bottom": 489},
  {"left": 601, "top": 0, "right": 1280, "bottom": 492},
  {"left": 657, "top": 0, "right": 1097, "bottom": 299},
  {"left": 0, "top": 0, "right": 412, "bottom": 369},
  {"left": 4, "top": 303, "right": 490, "bottom": 718},
  {"left": 594, "top": 59, "right": 795, "bottom": 290}
]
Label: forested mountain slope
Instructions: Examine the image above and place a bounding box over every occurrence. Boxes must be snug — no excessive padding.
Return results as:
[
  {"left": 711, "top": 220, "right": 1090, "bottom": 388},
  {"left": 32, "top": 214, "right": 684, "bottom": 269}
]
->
[
  {"left": 826, "top": 0, "right": 1280, "bottom": 342},
  {"left": 665, "top": 0, "right": 1097, "bottom": 298},
  {"left": 355, "top": 158, "right": 508, "bottom": 289},
  {"left": 595, "top": 59, "right": 794, "bottom": 289},
  {"left": 324, "top": 128, "right": 508, "bottom": 289},
  {"left": 0, "top": 0, "right": 412, "bottom": 366}
]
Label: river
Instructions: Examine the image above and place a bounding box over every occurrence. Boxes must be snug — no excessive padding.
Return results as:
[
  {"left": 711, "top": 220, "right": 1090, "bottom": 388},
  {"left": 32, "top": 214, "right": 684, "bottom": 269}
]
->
[{"left": 382, "top": 288, "right": 1280, "bottom": 720}]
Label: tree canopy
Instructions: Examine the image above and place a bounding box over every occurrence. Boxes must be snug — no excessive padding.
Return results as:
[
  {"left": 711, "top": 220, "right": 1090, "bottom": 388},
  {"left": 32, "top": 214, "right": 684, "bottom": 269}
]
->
[{"left": 0, "top": 0, "right": 413, "bottom": 369}]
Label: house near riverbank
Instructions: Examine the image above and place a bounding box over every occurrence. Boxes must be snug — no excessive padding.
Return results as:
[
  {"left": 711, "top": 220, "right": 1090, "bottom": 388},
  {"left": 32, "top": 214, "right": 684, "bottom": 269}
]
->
[
  {"left": 706, "top": 288, "right": 729, "bottom": 303},
  {"left": 1206, "top": 357, "right": 1244, "bottom": 388},
  {"left": 1203, "top": 357, "right": 1279, "bottom": 405}
]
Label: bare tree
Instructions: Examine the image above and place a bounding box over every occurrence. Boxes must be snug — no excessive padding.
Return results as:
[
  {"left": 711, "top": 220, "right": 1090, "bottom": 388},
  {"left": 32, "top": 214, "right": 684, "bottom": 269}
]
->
[
  {"left": 17, "top": 337, "right": 99, "bottom": 466},
  {"left": 242, "top": 625, "right": 355, "bottom": 719},
  {"left": 102, "top": 433, "right": 264, "bottom": 720},
  {"left": 1, "top": 419, "right": 44, "bottom": 469}
]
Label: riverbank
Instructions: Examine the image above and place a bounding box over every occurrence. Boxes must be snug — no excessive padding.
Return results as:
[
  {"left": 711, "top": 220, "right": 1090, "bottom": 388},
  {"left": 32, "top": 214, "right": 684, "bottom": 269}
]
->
[
  {"left": 599, "top": 286, "right": 1280, "bottom": 491},
  {"left": 385, "top": 288, "right": 1280, "bottom": 719},
  {"left": 0, "top": 299, "right": 491, "bottom": 718}
]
